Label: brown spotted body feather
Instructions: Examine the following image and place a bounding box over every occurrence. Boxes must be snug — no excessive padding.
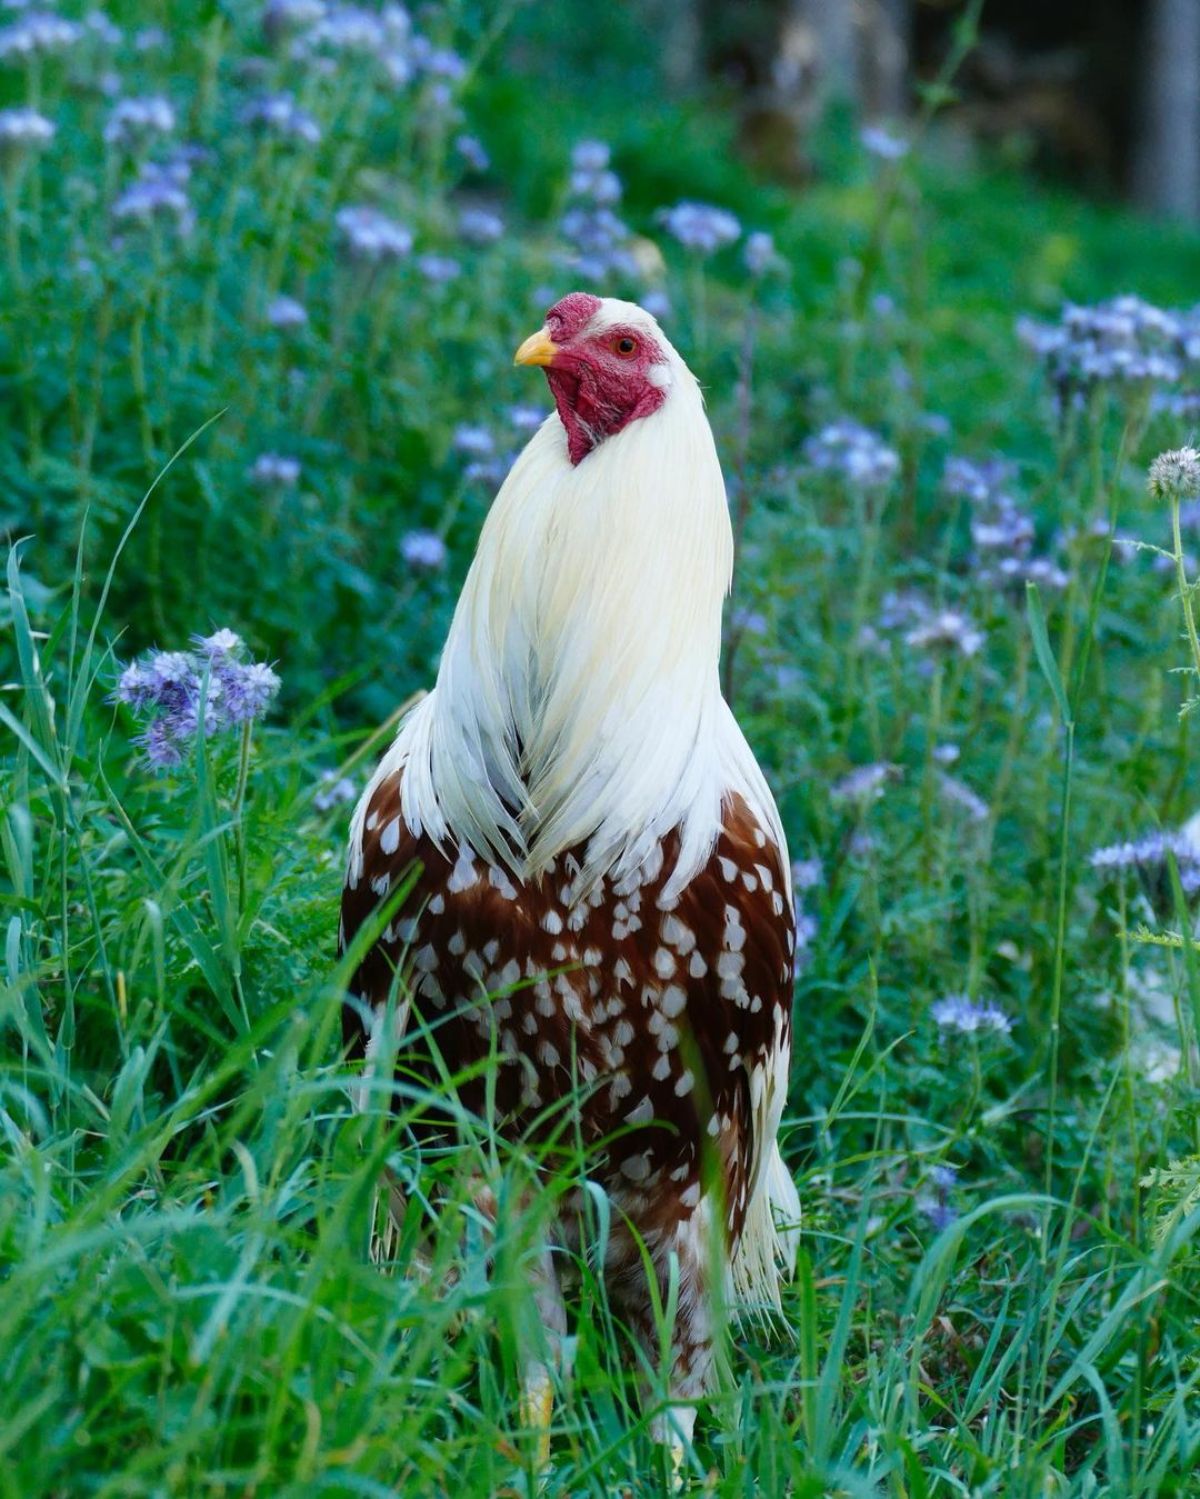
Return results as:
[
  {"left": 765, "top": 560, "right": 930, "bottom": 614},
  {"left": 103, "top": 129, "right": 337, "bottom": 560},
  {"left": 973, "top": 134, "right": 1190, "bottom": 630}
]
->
[{"left": 340, "top": 769, "right": 793, "bottom": 1274}]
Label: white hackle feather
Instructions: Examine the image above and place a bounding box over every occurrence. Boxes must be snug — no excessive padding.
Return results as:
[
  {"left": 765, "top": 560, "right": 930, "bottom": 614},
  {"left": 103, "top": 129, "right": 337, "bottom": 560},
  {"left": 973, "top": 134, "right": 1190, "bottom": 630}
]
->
[{"left": 349, "top": 295, "right": 797, "bottom": 1312}]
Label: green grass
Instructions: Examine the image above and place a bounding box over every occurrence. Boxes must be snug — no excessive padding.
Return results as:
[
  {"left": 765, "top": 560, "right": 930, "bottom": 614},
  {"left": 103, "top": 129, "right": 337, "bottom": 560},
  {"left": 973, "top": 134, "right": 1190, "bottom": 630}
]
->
[{"left": 4, "top": 3, "right": 1200, "bottom": 1494}]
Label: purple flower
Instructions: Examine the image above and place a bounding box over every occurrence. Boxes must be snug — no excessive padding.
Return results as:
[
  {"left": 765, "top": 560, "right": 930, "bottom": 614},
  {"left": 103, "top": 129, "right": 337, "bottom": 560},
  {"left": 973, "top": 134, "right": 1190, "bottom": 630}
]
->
[
  {"left": 314, "top": 768, "right": 358, "bottom": 811},
  {"left": 455, "top": 133, "right": 489, "bottom": 172},
  {"left": 743, "top": 231, "right": 781, "bottom": 277},
  {"left": 138, "top": 717, "right": 184, "bottom": 770},
  {"left": 115, "top": 635, "right": 281, "bottom": 769},
  {"left": 944, "top": 454, "right": 1015, "bottom": 505},
  {"left": 904, "top": 608, "right": 985, "bottom": 659},
  {"left": 1089, "top": 828, "right": 1200, "bottom": 893},
  {"left": 0, "top": 105, "right": 53, "bottom": 156},
  {"left": 240, "top": 91, "right": 321, "bottom": 144},
  {"left": 193, "top": 628, "right": 242, "bottom": 657},
  {"left": 804, "top": 420, "right": 899, "bottom": 490},
  {"left": 917, "top": 1197, "right": 958, "bottom": 1232},
  {"left": 336, "top": 205, "right": 412, "bottom": 261},
  {"left": 401, "top": 529, "right": 447, "bottom": 571},
  {"left": 938, "top": 773, "right": 988, "bottom": 823},
  {"left": 266, "top": 295, "right": 308, "bottom": 329},
  {"left": 225, "top": 661, "right": 282, "bottom": 724},
  {"left": 657, "top": 200, "right": 741, "bottom": 256},
  {"left": 464, "top": 454, "right": 512, "bottom": 487},
  {"left": 571, "top": 140, "right": 610, "bottom": 173},
  {"left": 134, "top": 25, "right": 168, "bottom": 52},
  {"left": 731, "top": 606, "right": 768, "bottom": 637},
  {"left": 861, "top": 124, "right": 909, "bottom": 160},
  {"left": 104, "top": 96, "right": 175, "bottom": 147},
  {"left": 1023, "top": 295, "right": 1190, "bottom": 409},
  {"left": 421, "top": 46, "right": 464, "bottom": 80},
  {"left": 452, "top": 424, "right": 493, "bottom": 457},
  {"left": 831, "top": 763, "right": 901, "bottom": 807},
  {"left": 0, "top": 11, "right": 80, "bottom": 59},
  {"left": 249, "top": 453, "right": 301, "bottom": 487},
  {"left": 457, "top": 206, "right": 504, "bottom": 246},
  {"left": 112, "top": 161, "right": 194, "bottom": 238},
  {"left": 298, "top": 4, "right": 406, "bottom": 57},
  {"left": 84, "top": 10, "right": 123, "bottom": 48},
  {"left": 794, "top": 908, "right": 818, "bottom": 972},
  {"left": 570, "top": 167, "right": 621, "bottom": 205},
  {"left": 931, "top": 994, "right": 1012, "bottom": 1037},
  {"left": 506, "top": 404, "right": 548, "bottom": 434},
  {"left": 948, "top": 452, "right": 1071, "bottom": 597},
  {"left": 417, "top": 253, "right": 461, "bottom": 283}
]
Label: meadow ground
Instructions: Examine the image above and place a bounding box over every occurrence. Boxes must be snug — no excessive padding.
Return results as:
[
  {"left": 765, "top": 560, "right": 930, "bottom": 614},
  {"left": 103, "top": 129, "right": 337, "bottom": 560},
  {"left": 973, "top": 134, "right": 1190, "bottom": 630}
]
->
[{"left": 4, "top": 4, "right": 1200, "bottom": 1495}]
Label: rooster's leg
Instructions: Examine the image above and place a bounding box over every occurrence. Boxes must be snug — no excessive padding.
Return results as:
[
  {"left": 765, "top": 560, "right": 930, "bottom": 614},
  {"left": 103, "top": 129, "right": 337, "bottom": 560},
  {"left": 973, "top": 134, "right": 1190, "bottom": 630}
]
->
[
  {"left": 519, "top": 1241, "right": 566, "bottom": 1476},
  {"left": 612, "top": 1210, "right": 713, "bottom": 1490}
]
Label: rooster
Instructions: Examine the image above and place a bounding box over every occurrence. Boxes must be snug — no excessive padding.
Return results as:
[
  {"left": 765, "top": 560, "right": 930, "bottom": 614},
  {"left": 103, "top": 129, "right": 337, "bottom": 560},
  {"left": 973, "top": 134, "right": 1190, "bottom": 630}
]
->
[{"left": 340, "top": 291, "right": 799, "bottom": 1473}]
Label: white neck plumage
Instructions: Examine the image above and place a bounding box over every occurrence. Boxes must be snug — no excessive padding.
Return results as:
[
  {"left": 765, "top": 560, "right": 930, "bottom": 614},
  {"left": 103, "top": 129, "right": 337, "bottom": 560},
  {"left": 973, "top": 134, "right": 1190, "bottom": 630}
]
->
[{"left": 389, "top": 346, "right": 777, "bottom": 903}]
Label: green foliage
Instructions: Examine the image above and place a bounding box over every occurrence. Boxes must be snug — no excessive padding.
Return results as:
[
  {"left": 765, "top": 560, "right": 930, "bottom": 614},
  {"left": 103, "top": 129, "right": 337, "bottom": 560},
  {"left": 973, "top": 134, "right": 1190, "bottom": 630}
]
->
[{"left": 3, "top": 3, "right": 1200, "bottom": 1494}]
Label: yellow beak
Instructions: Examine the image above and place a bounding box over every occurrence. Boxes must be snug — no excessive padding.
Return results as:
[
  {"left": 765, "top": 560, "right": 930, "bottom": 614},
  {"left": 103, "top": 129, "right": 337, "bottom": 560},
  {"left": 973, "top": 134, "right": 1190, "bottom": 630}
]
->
[{"left": 513, "top": 327, "right": 559, "bottom": 368}]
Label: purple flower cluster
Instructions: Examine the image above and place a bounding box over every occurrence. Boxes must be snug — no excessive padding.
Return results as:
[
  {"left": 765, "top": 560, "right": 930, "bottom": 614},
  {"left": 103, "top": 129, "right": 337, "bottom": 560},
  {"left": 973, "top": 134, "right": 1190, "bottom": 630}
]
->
[
  {"left": 861, "top": 124, "right": 909, "bottom": 161},
  {"left": 265, "top": 294, "right": 308, "bottom": 330},
  {"left": 112, "top": 158, "right": 194, "bottom": 238},
  {"left": 946, "top": 455, "right": 1070, "bottom": 598},
  {"left": 1018, "top": 296, "right": 1200, "bottom": 410},
  {"left": 249, "top": 453, "right": 301, "bottom": 487},
  {"left": 657, "top": 200, "right": 741, "bottom": 257},
  {"left": 457, "top": 206, "right": 504, "bottom": 246},
  {"left": 455, "top": 134, "right": 489, "bottom": 173},
  {"left": 790, "top": 856, "right": 822, "bottom": 975},
  {"left": 452, "top": 424, "right": 493, "bottom": 457},
  {"left": 0, "top": 105, "right": 54, "bottom": 155},
  {"left": 938, "top": 773, "right": 988, "bottom": 824},
  {"left": 874, "top": 589, "right": 986, "bottom": 661},
  {"left": 116, "top": 631, "right": 281, "bottom": 769},
  {"left": 336, "top": 204, "right": 412, "bottom": 261},
  {"left": 932, "top": 994, "right": 1013, "bottom": 1037},
  {"left": 450, "top": 422, "right": 513, "bottom": 486},
  {"left": 804, "top": 419, "right": 900, "bottom": 490},
  {"left": 240, "top": 92, "right": 322, "bottom": 145},
  {"left": 0, "top": 11, "right": 80, "bottom": 60},
  {"left": 560, "top": 140, "right": 637, "bottom": 284},
  {"left": 831, "top": 762, "right": 901, "bottom": 807},
  {"left": 417, "top": 253, "right": 461, "bottom": 284},
  {"left": 314, "top": 768, "right": 357, "bottom": 811},
  {"left": 916, "top": 1163, "right": 958, "bottom": 1231},
  {"left": 104, "top": 96, "right": 176, "bottom": 148},
  {"left": 743, "top": 230, "right": 782, "bottom": 278},
  {"left": 506, "top": 404, "right": 548, "bottom": 435},
  {"left": 289, "top": 3, "right": 411, "bottom": 61},
  {"left": 282, "top": 3, "right": 466, "bottom": 103},
  {"left": 1089, "top": 829, "right": 1200, "bottom": 893},
  {"left": 904, "top": 607, "right": 986, "bottom": 659},
  {"left": 400, "top": 529, "right": 447, "bottom": 571}
]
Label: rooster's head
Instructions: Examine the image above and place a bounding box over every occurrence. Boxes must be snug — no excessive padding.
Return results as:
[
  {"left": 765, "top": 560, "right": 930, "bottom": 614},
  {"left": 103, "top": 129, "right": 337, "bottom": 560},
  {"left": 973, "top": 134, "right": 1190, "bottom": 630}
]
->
[{"left": 514, "top": 292, "right": 674, "bottom": 467}]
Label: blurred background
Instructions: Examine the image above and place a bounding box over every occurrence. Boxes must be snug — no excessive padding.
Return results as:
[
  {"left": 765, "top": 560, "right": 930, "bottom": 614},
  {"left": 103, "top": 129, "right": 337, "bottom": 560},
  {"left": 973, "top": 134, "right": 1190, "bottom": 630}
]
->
[
  {"left": 638, "top": 3, "right": 1200, "bottom": 223},
  {"left": 524, "top": 1, "right": 1200, "bottom": 218},
  {"left": 539, "top": 0, "right": 1198, "bottom": 214}
]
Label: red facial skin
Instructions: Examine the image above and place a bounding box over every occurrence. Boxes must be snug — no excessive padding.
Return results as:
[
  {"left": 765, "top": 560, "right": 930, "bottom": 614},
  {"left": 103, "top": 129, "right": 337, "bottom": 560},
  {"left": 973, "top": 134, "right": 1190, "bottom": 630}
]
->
[{"left": 541, "top": 293, "right": 669, "bottom": 466}]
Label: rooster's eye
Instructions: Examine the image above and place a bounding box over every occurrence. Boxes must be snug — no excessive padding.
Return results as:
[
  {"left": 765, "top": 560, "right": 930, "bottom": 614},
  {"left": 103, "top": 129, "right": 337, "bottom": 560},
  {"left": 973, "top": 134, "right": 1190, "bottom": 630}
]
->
[{"left": 612, "top": 336, "right": 638, "bottom": 358}]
